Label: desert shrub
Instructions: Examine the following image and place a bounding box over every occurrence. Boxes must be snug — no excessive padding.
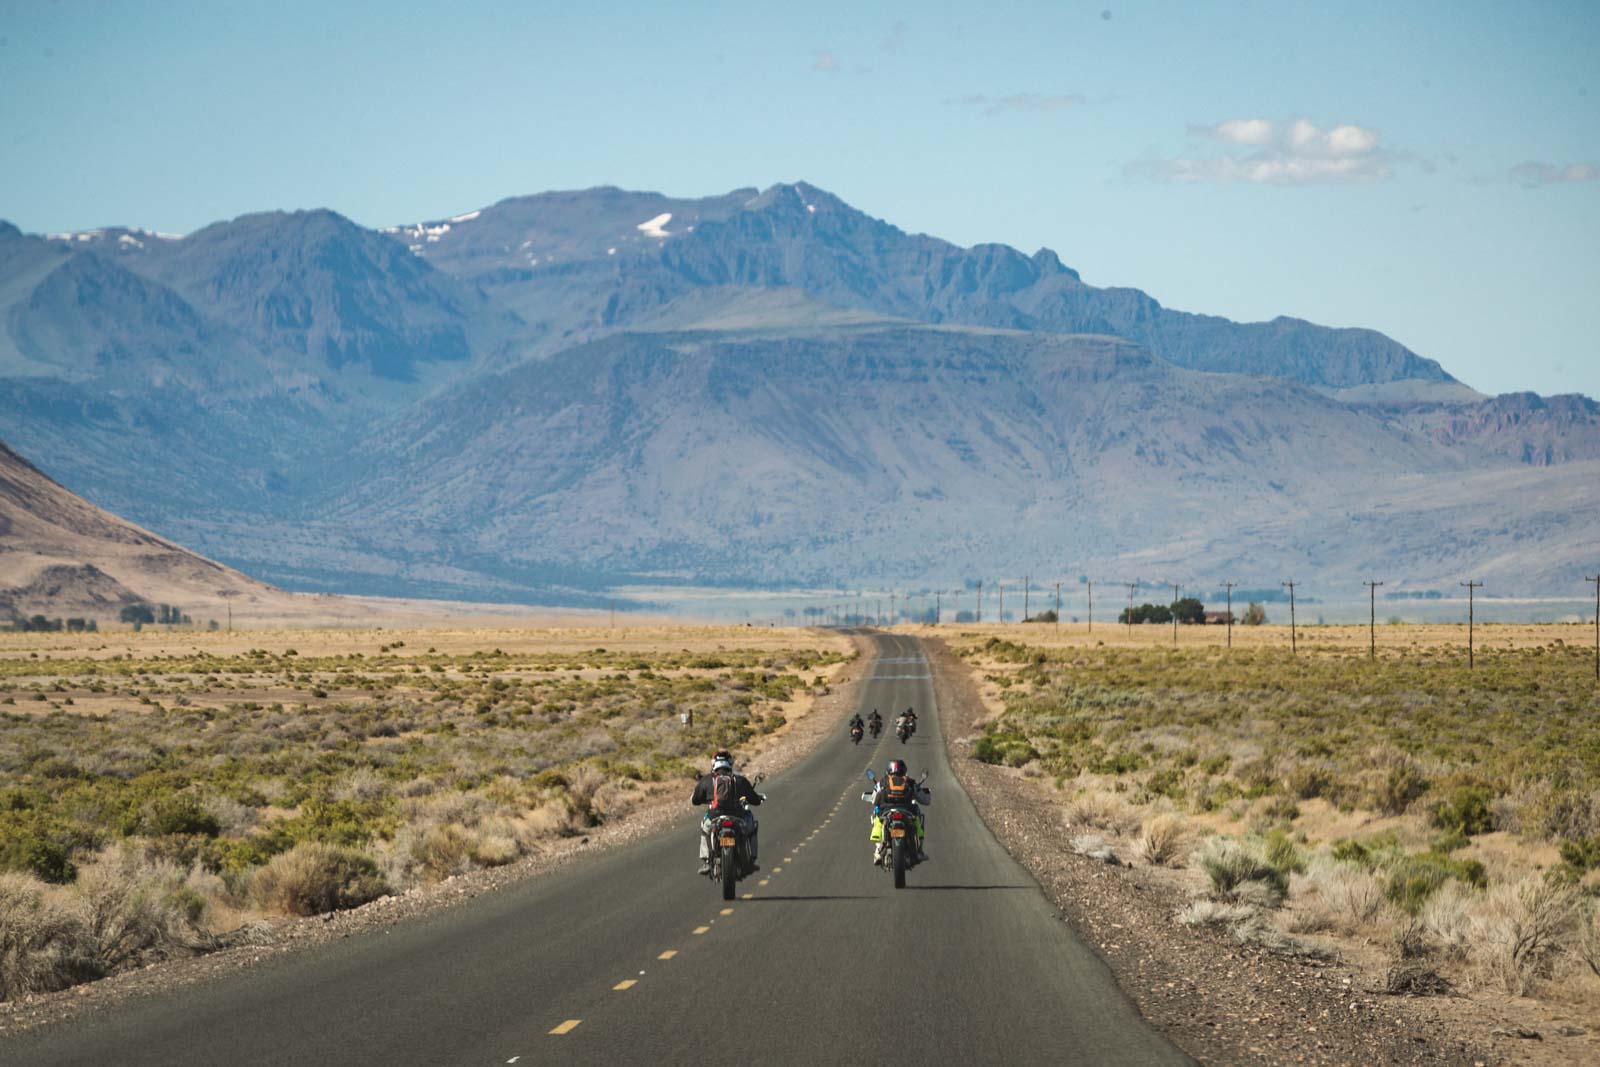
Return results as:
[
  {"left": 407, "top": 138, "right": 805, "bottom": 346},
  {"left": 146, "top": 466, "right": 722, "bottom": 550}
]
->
[
  {"left": 1558, "top": 835, "right": 1600, "bottom": 876},
  {"left": 1384, "top": 851, "right": 1487, "bottom": 916},
  {"left": 1136, "top": 814, "right": 1190, "bottom": 867},
  {"left": 973, "top": 730, "right": 1040, "bottom": 768},
  {"left": 1419, "top": 881, "right": 1475, "bottom": 960},
  {"left": 1474, "top": 876, "right": 1582, "bottom": 995},
  {"left": 1432, "top": 786, "right": 1494, "bottom": 837},
  {"left": 0, "top": 872, "right": 97, "bottom": 1001},
  {"left": 70, "top": 846, "right": 211, "bottom": 971},
  {"left": 251, "top": 842, "right": 388, "bottom": 917},
  {"left": 1197, "top": 838, "right": 1288, "bottom": 906},
  {"left": 1285, "top": 762, "right": 1333, "bottom": 800},
  {"left": 1368, "top": 755, "right": 1429, "bottom": 816},
  {"left": 1264, "top": 831, "right": 1307, "bottom": 875}
]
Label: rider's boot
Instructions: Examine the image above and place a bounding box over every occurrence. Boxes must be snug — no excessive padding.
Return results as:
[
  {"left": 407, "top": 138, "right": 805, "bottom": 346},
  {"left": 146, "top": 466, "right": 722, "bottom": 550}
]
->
[{"left": 698, "top": 825, "right": 711, "bottom": 874}]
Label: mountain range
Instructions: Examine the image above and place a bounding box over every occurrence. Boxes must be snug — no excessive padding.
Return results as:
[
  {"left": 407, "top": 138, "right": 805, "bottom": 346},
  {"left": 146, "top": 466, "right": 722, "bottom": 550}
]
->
[{"left": 2, "top": 183, "right": 1596, "bottom": 605}]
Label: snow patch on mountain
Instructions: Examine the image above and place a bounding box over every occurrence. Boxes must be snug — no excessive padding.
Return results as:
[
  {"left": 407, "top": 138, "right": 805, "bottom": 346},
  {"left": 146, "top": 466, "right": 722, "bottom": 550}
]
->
[{"left": 636, "top": 212, "right": 672, "bottom": 238}]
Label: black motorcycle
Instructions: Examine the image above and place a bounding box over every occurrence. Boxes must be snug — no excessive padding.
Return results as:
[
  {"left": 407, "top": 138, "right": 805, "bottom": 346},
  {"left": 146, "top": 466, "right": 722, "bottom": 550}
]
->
[
  {"left": 862, "top": 769, "right": 928, "bottom": 889},
  {"left": 850, "top": 721, "right": 864, "bottom": 745},
  {"left": 706, "top": 776, "right": 765, "bottom": 900},
  {"left": 868, "top": 717, "right": 882, "bottom": 739}
]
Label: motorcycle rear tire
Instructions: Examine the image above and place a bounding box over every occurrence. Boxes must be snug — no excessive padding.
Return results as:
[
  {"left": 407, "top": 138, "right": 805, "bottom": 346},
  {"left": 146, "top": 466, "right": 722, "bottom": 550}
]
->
[
  {"left": 721, "top": 850, "right": 737, "bottom": 900},
  {"left": 892, "top": 838, "right": 907, "bottom": 889}
]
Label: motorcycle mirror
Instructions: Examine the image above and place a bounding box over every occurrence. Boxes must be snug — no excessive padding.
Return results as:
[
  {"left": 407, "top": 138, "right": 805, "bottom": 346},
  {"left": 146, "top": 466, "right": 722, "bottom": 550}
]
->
[
  {"left": 754, "top": 773, "right": 766, "bottom": 784},
  {"left": 865, "top": 769, "right": 876, "bottom": 782}
]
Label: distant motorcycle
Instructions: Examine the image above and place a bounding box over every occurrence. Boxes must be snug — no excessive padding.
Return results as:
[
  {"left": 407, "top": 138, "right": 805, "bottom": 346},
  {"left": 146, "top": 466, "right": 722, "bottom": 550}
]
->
[
  {"left": 862, "top": 768, "right": 928, "bottom": 889},
  {"left": 895, "top": 716, "right": 914, "bottom": 744},
  {"left": 868, "top": 717, "right": 882, "bottom": 739},
  {"left": 850, "top": 722, "right": 864, "bottom": 745}
]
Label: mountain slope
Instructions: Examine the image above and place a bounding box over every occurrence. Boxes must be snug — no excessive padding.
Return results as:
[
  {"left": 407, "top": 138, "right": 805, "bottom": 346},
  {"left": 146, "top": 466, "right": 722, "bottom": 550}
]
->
[
  {"left": 0, "top": 439, "right": 287, "bottom": 617},
  {"left": 293, "top": 324, "right": 1531, "bottom": 593}
]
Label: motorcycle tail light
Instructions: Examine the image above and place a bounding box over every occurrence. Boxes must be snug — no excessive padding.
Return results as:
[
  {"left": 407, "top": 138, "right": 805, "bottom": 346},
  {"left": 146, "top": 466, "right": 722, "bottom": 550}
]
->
[
  {"left": 719, "top": 818, "right": 735, "bottom": 828},
  {"left": 890, "top": 812, "right": 905, "bottom": 821}
]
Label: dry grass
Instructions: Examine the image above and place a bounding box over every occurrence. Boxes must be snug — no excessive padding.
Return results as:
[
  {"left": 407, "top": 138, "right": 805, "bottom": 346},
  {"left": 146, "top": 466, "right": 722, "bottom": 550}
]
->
[
  {"left": 0, "top": 625, "right": 852, "bottom": 999},
  {"left": 954, "top": 622, "right": 1600, "bottom": 1012},
  {"left": 1136, "top": 813, "right": 1191, "bottom": 867}
]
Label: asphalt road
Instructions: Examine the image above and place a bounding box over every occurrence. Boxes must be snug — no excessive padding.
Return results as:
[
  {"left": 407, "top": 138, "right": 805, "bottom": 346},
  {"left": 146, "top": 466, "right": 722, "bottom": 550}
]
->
[{"left": 6, "top": 632, "right": 1188, "bottom": 1066}]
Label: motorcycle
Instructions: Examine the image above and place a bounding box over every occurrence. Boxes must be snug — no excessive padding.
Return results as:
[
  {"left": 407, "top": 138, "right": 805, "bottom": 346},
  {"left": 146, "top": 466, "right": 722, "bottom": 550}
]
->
[
  {"left": 868, "top": 717, "right": 882, "bottom": 739},
  {"left": 861, "top": 768, "right": 928, "bottom": 889},
  {"left": 895, "top": 717, "right": 915, "bottom": 744},
  {"left": 706, "top": 775, "right": 765, "bottom": 901},
  {"left": 850, "top": 721, "right": 864, "bottom": 745}
]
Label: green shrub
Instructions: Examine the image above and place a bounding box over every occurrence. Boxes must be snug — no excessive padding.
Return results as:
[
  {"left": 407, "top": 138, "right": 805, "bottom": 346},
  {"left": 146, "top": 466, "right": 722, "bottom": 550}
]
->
[
  {"left": 1197, "top": 839, "right": 1288, "bottom": 905},
  {"left": 1433, "top": 786, "right": 1493, "bottom": 837}
]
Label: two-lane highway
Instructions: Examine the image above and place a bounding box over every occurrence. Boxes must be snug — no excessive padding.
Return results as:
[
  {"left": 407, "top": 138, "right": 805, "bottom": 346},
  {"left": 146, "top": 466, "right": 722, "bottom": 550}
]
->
[{"left": 6, "top": 633, "right": 1189, "bottom": 1065}]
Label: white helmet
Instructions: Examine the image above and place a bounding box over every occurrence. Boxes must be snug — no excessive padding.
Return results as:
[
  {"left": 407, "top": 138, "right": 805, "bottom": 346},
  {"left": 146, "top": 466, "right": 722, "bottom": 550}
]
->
[{"left": 711, "top": 750, "right": 734, "bottom": 773}]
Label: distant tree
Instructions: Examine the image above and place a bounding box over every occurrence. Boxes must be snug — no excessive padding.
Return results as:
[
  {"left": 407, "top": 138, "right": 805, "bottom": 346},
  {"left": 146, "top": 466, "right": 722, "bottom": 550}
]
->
[
  {"left": 954, "top": 610, "right": 976, "bottom": 623},
  {"left": 1242, "top": 602, "right": 1267, "bottom": 626},
  {"left": 1172, "top": 597, "right": 1206, "bottom": 625},
  {"left": 208, "top": 619, "right": 220, "bottom": 631},
  {"left": 1119, "top": 603, "right": 1173, "bottom": 624},
  {"left": 1024, "top": 609, "right": 1058, "bottom": 623},
  {"left": 120, "top": 603, "right": 156, "bottom": 625},
  {"left": 66, "top": 618, "right": 88, "bottom": 633}
]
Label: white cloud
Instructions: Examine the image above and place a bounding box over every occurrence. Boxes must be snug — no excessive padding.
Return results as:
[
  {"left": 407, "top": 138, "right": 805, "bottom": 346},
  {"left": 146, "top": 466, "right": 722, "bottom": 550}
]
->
[
  {"left": 812, "top": 50, "right": 840, "bottom": 73},
  {"left": 945, "top": 92, "right": 1084, "bottom": 116},
  {"left": 1509, "top": 161, "right": 1599, "bottom": 188},
  {"left": 1144, "top": 117, "right": 1392, "bottom": 185}
]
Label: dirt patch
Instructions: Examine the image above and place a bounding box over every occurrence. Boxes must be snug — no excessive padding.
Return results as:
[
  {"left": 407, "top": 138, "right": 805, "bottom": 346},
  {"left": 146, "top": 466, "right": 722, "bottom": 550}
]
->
[
  {"left": 0, "top": 632, "right": 871, "bottom": 1037},
  {"left": 925, "top": 635, "right": 1512, "bottom": 1067}
]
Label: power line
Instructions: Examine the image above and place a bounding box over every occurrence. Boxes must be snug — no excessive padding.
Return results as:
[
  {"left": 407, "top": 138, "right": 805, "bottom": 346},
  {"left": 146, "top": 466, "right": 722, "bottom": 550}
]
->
[
  {"left": 1461, "top": 579, "right": 1483, "bottom": 670},
  {"left": 1282, "top": 581, "right": 1299, "bottom": 655},
  {"left": 1363, "top": 581, "right": 1384, "bottom": 660}
]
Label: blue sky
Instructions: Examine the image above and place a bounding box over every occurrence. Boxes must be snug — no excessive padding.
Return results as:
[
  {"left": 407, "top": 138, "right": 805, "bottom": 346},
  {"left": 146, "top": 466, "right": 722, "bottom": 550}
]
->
[{"left": 1, "top": 0, "right": 1596, "bottom": 397}]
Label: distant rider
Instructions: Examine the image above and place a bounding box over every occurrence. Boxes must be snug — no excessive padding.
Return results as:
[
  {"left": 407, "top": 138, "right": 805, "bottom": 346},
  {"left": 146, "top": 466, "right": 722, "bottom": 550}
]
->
[
  {"left": 849, "top": 712, "right": 864, "bottom": 733},
  {"left": 868, "top": 758, "right": 932, "bottom": 863},
  {"left": 868, "top": 709, "right": 883, "bottom": 731},
  {"left": 691, "top": 749, "right": 762, "bottom": 875}
]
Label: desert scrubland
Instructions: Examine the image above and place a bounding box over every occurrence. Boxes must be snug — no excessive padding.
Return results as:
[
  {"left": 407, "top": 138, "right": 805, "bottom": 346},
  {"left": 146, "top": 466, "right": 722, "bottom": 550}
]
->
[
  {"left": 0, "top": 624, "right": 853, "bottom": 1000},
  {"left": 940, "top": 620, "right": 1600, "bottom": 1021}
]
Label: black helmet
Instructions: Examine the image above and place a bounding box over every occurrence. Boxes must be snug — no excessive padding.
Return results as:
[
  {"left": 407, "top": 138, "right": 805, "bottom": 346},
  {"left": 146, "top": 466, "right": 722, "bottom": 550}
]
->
[{"left": 888, "top": 759, "right": 907, "bottom": 776}]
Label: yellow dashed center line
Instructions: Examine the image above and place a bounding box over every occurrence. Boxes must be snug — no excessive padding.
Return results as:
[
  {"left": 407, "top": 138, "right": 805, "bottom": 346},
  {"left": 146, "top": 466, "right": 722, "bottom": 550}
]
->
[
  {"left": 658, "top": 950, "right": 677, "bottom": 960},
  {"left": 741, "top": 892, "right": 754, "bottom": 899},
  {"left": 693, "top": 926, "right": 711, "bottom": 935},
  {"left": 720, "top": 908, "right": 733, "bottom": 916},
  {"left": 758, "top": 879, "right": 769, "bottom": 886},
  {"left": 549, "top": 1019, "right": 582, "bottom": 1035},
  {"left": 613, "top": 979, "right": 637, "bottom": 991}
]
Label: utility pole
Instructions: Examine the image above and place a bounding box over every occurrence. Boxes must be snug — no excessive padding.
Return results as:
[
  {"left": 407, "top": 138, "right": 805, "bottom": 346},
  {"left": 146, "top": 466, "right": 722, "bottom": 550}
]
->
[
  {"left": 226, "top": 602, "right": 232, "bottom": 634},
  {"left": 1024, "top": 576, "right": 1030, "bottom": 623},
  {"left": 935, "top": 591, "right": 941, "bottom": 626},
  {"left": 1054, "top": 582, "right": 1061, "bottom": 628},
  {"left": 1223, "top": 581, "right": 1236, "bottom": 649},
  {"left": 1282, "top": 581, "right": 1299, "bottom": 655},
  {"left": 1586, "top": 575, "right": 1599, "bottom": 682},
  {"left": 1125, "top": 581, "right": 1138, "bottom": 635},
  {"left": 890, "top": 592, "right": 896, "bottom": 626},
  {"left": 610, "top": 599, "right": 616, "bottom": 629},
  {"left": 999, "top": 582, "right": 1005, "bottom": 625},
  {"left": 1363, "top": 581, "right": 1383, "bottom": 660},
  {"left": 1087, "top": 580, "right": 1093, "bottom": 633},
  {"left": 1461, "top": 579, "right": 1483, "bottom": 669},
  {"left": 1171, "top": 583, "right": 1180, "bottom": 646},
  {"left": 976, "top": 580, "right": 983, "bottom": 624}
]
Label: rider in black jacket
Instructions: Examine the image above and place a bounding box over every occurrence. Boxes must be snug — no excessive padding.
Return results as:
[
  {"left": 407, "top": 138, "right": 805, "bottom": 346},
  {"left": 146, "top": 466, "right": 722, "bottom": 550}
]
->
[{"left": 692, "top": 749, "right": 762, "bottom": 874}]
